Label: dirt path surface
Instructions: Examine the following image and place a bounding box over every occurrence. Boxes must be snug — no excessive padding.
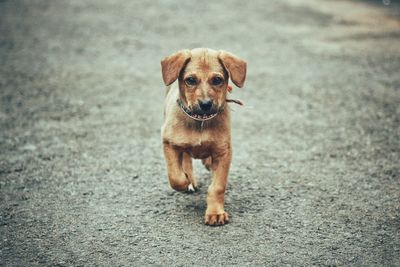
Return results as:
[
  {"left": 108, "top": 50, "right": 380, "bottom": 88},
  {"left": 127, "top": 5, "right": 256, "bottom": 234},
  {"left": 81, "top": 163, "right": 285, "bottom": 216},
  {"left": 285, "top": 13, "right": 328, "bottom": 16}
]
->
[{"left": 1, "top": 0, "right": 399, "bottom": 266}]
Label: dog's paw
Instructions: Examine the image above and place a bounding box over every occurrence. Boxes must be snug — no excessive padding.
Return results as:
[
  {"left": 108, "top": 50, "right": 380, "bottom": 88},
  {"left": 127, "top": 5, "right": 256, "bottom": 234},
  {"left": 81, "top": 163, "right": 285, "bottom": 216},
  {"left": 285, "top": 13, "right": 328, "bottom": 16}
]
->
[
  {"left": 187, "top": 183, "right": 196, "bottom": 193},
  {"left": 204, "top": 212, "right": 229, "bottom": 226},
  {"left": 184, "top": 172, "right": 198, "bottom": 192}
]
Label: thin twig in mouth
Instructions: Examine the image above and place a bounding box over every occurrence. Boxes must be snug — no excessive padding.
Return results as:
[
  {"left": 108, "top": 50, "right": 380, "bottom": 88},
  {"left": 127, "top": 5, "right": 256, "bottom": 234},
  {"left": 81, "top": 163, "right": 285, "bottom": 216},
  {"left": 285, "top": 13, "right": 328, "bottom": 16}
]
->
[
  {"left": 226, "top": 99, "right": 244, "bottom": 106},
  {"left": 177, "top": 98, "right": 243, "bottom": 121},
  {"left": 177, "top": 99, "right": 218, "bottom": 122}
]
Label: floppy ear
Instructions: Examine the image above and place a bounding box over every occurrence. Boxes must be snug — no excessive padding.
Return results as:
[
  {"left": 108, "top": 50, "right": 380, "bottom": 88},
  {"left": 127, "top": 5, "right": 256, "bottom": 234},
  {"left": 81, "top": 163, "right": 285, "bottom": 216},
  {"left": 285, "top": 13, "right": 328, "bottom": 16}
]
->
[
  {"left": 161, "top": 50, "right": 191, "bottom": 86},
  {"left": 218, "top": 51, "right": 247, "bottom": 88}
]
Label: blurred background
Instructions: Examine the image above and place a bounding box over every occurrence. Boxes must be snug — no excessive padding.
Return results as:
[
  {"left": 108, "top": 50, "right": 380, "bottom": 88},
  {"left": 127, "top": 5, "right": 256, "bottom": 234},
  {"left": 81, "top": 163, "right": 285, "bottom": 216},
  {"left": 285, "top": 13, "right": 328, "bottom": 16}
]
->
[{"left": 1, "top": 0, "right": 399, "bottom": 266}]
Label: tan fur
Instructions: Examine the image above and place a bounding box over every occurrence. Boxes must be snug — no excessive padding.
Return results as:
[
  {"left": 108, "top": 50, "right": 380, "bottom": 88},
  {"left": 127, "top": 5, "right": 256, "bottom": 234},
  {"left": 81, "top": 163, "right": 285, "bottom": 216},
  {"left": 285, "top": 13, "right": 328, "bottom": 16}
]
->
[{"left": 161, "top": 48, "right": 247, "bottom": 226}]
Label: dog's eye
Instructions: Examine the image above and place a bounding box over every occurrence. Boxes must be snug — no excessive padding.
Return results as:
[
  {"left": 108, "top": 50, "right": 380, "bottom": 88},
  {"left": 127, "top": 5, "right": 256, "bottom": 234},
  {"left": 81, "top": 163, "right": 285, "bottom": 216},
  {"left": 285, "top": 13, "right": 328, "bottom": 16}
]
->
[
  {"left": 185, "top": 77, "right": 197, "bottom": 86},
  {"left": 211, "top": 76, "right": 223, "bottom": 86}
]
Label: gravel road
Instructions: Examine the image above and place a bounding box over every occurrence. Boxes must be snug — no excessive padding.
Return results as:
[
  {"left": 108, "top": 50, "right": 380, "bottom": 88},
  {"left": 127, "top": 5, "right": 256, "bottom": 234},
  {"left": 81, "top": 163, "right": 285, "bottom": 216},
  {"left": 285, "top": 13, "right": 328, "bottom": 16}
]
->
[{"left": 1, "top": 0, "right": 399, "bottom": 266}]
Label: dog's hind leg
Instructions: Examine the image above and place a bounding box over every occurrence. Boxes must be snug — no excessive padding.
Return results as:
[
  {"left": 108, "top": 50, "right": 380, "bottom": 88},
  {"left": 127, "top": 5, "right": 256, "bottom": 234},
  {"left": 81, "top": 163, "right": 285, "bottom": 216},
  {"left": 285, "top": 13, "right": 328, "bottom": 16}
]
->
[
  {"left": 182, "top": 152, "right": 198, "bottom": 191},
  {"left": 202, "top": 157, "right": 212, "bottom": 171}
]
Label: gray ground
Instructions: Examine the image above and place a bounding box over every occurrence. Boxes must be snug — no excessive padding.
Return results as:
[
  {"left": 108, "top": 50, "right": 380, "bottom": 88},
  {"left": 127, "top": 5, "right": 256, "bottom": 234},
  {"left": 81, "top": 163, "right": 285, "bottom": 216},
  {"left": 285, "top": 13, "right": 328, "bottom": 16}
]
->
[{"left": 1, "top": 0, "right": 399, "bottom": 266}]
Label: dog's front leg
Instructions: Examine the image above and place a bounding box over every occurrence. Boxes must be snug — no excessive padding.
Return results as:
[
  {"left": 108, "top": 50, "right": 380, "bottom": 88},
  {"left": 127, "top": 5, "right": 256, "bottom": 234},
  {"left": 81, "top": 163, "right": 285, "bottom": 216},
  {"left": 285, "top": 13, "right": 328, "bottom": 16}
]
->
[
  {"left": 205, "top": 148, "right": 232, "bottom": 226},
  {"left": 163, "top": 143, "right": 192, "bottom": 192}
]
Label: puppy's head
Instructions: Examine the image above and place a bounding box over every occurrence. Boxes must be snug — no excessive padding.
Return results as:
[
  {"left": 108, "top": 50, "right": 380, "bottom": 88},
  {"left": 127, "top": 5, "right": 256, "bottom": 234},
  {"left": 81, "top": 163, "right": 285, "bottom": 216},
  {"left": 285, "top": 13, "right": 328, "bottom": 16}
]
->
[{"left": 161, "top": 48, "right": 246, "bottom": 119}]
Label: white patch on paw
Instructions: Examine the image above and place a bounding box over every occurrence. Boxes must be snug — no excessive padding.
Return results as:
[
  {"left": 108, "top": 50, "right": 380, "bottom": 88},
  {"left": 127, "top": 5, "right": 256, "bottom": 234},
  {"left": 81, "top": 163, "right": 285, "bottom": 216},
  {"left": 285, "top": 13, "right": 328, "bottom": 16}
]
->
[{"left": 188, "top": 184, "right": 195, "bottom": 192}]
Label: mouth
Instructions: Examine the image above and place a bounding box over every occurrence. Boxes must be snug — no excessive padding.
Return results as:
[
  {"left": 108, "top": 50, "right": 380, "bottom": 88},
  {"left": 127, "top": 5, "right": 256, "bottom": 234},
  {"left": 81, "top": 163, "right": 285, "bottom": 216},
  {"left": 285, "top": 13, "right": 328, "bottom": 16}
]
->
[{"left": 177, "top": 99, "right": 219, "bottom": 121}]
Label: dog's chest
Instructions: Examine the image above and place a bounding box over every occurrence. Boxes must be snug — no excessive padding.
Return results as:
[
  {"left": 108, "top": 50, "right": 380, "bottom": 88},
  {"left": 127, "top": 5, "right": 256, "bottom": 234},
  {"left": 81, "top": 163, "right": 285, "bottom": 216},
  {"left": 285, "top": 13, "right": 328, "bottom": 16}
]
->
[
  {"left": 169, "top": 132, "right": 214, "bottom": 158},
  {"left": 184, "top": 143, "right": 212, "bottom": 159},
  {"left": 164, "top": 121, "right": 211, "bottom": 145},
  {"left": 163, "top": 126, "right": 219, "bottom": 158}
]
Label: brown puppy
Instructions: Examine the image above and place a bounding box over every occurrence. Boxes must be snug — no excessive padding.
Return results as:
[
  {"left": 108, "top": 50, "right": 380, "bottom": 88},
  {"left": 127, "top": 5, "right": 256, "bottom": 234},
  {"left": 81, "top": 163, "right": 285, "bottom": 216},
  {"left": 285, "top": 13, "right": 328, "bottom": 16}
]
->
[{"left": 161, "top": 48, "right": 246, "bottom": 226}]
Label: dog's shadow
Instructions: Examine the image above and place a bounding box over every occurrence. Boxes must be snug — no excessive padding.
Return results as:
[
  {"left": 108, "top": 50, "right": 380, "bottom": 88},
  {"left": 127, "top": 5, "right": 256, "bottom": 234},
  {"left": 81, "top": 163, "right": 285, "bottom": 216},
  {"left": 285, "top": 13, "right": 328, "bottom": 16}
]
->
[
  {"left": 173, "top": 161, "right": 211, "bottom": 218},
  {"left": 182, "top": 183, "right": 207, "bottom": 215}
]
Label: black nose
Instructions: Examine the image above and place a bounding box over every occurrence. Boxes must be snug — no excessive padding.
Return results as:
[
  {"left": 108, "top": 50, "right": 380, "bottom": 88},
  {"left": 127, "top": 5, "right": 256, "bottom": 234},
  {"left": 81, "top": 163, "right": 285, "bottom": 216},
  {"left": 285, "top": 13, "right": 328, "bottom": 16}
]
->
[{"left": 199, "top": 99, "right": 212, "bottom": 111}]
